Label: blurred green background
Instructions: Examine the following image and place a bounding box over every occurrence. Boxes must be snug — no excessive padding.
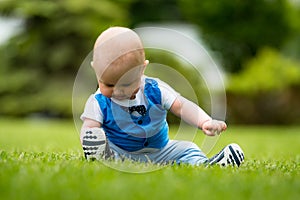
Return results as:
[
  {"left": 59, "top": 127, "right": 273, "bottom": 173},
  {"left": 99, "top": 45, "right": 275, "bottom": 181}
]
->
[{"left": 0, "top": 0, "right": 300, "bottom": 125}]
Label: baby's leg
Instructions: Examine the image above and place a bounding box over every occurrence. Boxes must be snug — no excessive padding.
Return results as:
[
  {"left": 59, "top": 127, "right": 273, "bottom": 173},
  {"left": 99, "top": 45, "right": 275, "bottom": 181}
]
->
[{"left": 150, "top": 140, "right": 208, "bottom": 165}]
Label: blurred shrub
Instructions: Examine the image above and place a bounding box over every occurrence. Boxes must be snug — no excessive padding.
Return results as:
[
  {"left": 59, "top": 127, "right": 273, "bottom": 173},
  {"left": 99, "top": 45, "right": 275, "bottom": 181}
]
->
[
  {"left": 227, "top": 48, "right": 300, "bottom": 94},
  {"left": 1, "top": 0, "right": 300, "bottom": 125},
  {"left": 0, "top": 0, "right": 131, "bottom": 118},
  {"left": 178, "top": 0, "right": 295, "bottom": 72},
  {"left": 226, "top": 48, "right": 300, "bottom": 124}
]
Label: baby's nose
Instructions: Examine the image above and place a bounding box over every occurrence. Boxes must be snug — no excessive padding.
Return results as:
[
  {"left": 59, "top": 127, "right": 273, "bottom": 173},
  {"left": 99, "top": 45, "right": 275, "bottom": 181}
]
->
[{"left": 113, "top": 88, "right": 124, "bottom": 95}]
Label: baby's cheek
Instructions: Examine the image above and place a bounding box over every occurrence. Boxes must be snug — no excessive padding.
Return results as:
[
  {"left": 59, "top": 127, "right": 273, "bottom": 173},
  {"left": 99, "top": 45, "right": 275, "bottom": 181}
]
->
[{"left": 100, "top": 87, "right": 113, "bottom": 98}]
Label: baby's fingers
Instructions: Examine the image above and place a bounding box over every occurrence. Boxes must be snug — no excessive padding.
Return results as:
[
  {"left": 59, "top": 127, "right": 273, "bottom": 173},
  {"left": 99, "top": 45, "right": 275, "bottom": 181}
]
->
[
  {"left": 203, "top": 129, "right": 217, "bottom": 136},
  {"left": 211, "top": 120, "right": 227, "bottom": 131},
  {"left": 202, "top": 120, "right": 227, "bottom": 136}
]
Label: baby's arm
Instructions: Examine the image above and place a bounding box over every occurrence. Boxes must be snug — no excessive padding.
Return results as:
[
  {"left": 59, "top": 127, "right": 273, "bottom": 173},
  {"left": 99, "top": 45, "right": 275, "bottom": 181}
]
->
[{"left": 169, "top": 96, "right": 227, "bottom": 136}]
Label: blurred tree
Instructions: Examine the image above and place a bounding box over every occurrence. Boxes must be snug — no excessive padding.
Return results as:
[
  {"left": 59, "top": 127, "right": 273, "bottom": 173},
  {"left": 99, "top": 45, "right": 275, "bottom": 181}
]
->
[
  {"left": 0, "top": 0, "right": 131, "bottom": 117},
  {"left": 227, "top": 48, "right": 300, "bottom": 94},
  {"left": 178, "top": 0, "right": 294, "bottom": 72},
  {"left": 129, "top": 0, "right": 183, "bottom": 26},
  {"left": 226, "top": 48, "right": 300, "bottom": 124},
  {"left": 282, "top": 1, "right": 300, "bottom": 60},
  {"left": 1, "top": 0, "right": 299, "bottom": 124}
]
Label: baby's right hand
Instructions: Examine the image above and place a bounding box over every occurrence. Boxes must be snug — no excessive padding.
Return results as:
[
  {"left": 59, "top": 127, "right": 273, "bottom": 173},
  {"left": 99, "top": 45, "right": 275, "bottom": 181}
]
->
[{"left": 202, "top": 120, "right": 227, "bottom": 136}]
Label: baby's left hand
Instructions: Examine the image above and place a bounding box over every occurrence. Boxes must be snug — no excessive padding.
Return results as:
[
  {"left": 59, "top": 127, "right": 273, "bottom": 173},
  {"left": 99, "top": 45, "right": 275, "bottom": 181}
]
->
[{"left": 202, "top": 119, "right": 227, "bottom": 136}]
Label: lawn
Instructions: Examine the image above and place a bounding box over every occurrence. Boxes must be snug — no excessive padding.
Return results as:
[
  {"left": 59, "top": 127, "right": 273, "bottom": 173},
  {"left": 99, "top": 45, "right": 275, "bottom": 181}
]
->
[{"left": 0, "top": 118, "right": 299, "bottom": 200}]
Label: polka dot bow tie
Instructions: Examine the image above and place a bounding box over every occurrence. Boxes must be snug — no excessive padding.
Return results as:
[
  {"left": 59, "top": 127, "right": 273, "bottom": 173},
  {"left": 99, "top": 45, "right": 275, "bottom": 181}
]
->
[{"left": 128, "top": 105, "right": 146, "bottom": 116}]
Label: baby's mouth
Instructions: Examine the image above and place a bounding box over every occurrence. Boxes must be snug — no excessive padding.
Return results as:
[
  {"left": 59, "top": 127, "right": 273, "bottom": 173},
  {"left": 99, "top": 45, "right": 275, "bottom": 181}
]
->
[{"left": 112, "top": 95, "right": 129, "bottom": 100}]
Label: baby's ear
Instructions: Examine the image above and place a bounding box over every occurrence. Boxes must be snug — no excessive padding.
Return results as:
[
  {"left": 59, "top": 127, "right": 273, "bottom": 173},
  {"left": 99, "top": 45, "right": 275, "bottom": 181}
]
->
[{"left": 141, "top": 60, "right": 149, "bottom": 74}]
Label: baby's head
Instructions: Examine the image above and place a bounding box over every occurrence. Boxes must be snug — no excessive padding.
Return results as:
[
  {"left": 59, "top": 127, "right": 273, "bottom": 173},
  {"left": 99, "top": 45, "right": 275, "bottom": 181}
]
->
[{"left": 92, "top": 27, "right": 148, "bottom": 100}]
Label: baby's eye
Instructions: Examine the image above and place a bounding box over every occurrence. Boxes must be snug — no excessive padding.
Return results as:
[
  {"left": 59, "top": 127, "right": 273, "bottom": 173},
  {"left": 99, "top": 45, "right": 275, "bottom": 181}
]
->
[
  {"left": 121, "top": 83, "right": 132, "bottom": 87},
  {"left": 121, "top": 79, "right": 139, "bottom": 87},
  {"left": 105, "top": 83, "right": 114, "bottom": 87}
]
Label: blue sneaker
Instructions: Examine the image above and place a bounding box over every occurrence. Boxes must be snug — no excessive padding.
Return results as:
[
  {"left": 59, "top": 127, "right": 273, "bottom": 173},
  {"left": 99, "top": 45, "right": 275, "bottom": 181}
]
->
[{"left": 208, "top": 143, "right": 244, "bottom": 167}]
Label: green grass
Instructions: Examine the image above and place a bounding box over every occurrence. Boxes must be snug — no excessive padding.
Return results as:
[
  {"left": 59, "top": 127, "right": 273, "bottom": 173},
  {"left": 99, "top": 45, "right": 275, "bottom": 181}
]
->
[{"left": 0, "top": 118, "right": 299, "bottom": 200}]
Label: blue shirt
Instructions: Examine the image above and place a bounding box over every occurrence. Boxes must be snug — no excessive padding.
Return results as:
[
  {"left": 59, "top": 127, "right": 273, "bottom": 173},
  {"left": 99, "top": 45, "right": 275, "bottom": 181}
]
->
[{"left": 95, "top": 78, "right": 169, "bottom": 152}]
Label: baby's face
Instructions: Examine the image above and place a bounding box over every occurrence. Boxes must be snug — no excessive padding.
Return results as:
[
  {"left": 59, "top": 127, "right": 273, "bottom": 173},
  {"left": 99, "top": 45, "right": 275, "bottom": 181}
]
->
[{"left": 98, "top": 63, "right": 144, "bottom": 100}]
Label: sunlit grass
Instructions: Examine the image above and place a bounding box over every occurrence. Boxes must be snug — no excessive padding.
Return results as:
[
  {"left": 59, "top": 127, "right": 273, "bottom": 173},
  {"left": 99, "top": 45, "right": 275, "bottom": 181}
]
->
[{"left": 0, "top": 118, "right": 299, "bottom": 200}]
